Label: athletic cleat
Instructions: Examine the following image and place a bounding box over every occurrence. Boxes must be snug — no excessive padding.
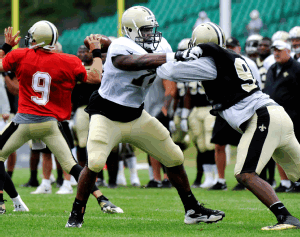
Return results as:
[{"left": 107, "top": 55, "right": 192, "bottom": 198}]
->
[
  {"left": 184, "top": 202, "right": 225, "bottom": 224},
  {"left": 95, "top": 178, "right": 108, "bottom": 187},
  {"left": 21, "top": 180, "right": 39, "bottom": 188},
  {"left": 232, "top": 183, "right": 246, "bottom": 191},
  {"left": 50, "top": 174, "right": 56, "bottom": 185},
  {"left": 98, "top": 195, "right": 124, "bottom": 214},
  {"left": 191, "top": 182, "right": 201, "bottom": 188},
  {"left": 162, "top": 179, "right": 172, "bottom": 188},
  {"left": 31, "top": 183, "right": 52, "bottom": 194},
  {"left": 56, "top": 183, "right": 73, "bottom": 194},
  {"left": 286, "top": 183, "right": 300, "bottom": 193},
  {"left": 56, "top": 178, "right": 64, "bottom": 188},
  {"left": 275, "top": 184, "right": 290, "bottom": 193},
  {"left": 208, "top": 182, "right": 227, "bottom": 191},
  {"left": 0, "top": 200, "right": 7, "bottom": 214},
  {"left": 13, "top": 198, "right": 29, "bottom": 212},
  {"left": 145, "top": 179, "right": 162, "bottom": 188},
  {"left": 261, "top": 215, "right": 300, "bottom": 230},
  {"left": 65, "top": 210, "right": 84, "bottom": 228}
]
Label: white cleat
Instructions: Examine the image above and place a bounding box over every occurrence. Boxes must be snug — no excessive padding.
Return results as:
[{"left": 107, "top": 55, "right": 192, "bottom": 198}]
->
[
  {"left": 56, "top": 183, "right": 73, "bottom": 194},
  {"left": 116, "top": 173, "right": 127, "bottom": 186},
  {"left": 200, "top": 177, "right": 215, "bottom": 189},
  {"left": 13, "top": 198, "right": 29, "bottom": 212},
  {"left": 50, "top": 174, "right": 56, "bottom": 185},
  {"left": 31, "top": 184, "right": 52, "bottom": 194},
  {"left": 70, "top": 176, "right": 77, "bottom": 186},
  {"left": 98, "top": 196, "right": 124, "bottom": 214}
]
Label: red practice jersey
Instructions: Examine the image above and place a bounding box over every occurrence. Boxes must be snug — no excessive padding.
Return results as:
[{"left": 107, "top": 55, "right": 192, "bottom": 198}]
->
[{"left": 3, "top": 48, "right": 87, "bottom": 121}]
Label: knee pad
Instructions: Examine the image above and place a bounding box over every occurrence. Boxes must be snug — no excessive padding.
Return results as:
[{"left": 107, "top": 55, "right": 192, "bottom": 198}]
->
[{"left": 87, "top": 140, "right": 109, "bottom": 173}]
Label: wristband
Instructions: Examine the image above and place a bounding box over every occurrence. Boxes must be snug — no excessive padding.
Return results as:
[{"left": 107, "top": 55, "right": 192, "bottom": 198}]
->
[
  {"left": 181, "top": 108, "right": 190, "bottom": 119},
  {"left": 166, "top": 53, "right": 177, "bottom": 62},
  {"left": 92, "top": 49, "right": 102, "bottom": 58},
  {"left": 2, "top": 43, "right": 12, "bottom": 55}
]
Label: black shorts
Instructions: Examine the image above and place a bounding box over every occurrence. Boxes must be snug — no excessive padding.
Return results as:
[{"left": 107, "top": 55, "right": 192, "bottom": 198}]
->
[{"left": 210, "top": 115, "right": 242, "bottom": 146}]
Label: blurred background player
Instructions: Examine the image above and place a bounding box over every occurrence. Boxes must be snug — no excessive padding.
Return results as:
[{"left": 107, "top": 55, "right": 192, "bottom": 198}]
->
[
  {"left": 256, "top": 37, "right": 272, "bottom": 88},
  {"left": 116, "top": 143, "right": 141, "bottom": 187},
  {"left": 246, "top": 9, "right": 263, "bottom": 36},
  {"left": 289, "top": 26, "right": 300, "bottom": 61},
  {"left": 245, "top": 34, "right": 263, "bottom": 61},
  {"left": 144, "top": 45, "right": 177, "bottom": 188},
  {"left": 72, "top": 44, "right": 107, "bottom": 187},
  {"left": 193, "top": 11, "right": 211, "bottom": 30}
]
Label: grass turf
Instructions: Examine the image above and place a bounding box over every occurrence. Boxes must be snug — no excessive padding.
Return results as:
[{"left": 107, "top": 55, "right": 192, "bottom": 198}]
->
[{"left": 2, "top": 145, "right": 300, "bottom": 236}]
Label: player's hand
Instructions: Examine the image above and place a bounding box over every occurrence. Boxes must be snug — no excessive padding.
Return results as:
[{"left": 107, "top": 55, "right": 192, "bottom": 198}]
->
[
  {"left": 175, "top": 46, "right": 203, "bottom": 61},
  {"left": 169, "top": 120, "right": 176, "bottom": 133},
  {"left": 85, "top": 34, "right": 102, "bottom": 52},
  {"left": 4, "top": 27, "right": 21, "bottom": 48},
  {"left": 2, "top": 114, "right": 10, "bottom": 122},
  {"left": 180, "top": 119, "right": 188, "bottom": 132}
]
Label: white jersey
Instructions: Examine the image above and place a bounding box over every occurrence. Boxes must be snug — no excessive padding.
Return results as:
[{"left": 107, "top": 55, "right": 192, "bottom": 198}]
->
[
  {"left": 99, "top": 37, "right": 172, "bottom": 108},
  {"left": 157, "top": 57, "right": 274, "bottom": 133}
]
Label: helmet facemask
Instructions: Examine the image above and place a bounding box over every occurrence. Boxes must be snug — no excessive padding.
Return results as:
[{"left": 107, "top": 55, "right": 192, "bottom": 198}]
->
[{"left": 135, "top": 25, "right": 162, "bottom": 51}]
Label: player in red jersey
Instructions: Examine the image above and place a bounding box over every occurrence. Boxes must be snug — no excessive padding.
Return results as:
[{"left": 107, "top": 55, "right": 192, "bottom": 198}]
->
[{"left": 0, "top": 22, "right": 123, "bottom": 214}]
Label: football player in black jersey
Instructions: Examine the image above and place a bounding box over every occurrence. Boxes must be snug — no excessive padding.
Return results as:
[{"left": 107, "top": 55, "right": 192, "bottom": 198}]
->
[{"left": 157, "top": 22, "right": 300, "bottom": 230}]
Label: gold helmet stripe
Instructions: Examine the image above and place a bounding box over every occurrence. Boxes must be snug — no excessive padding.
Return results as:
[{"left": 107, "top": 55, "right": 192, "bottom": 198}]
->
[
  {"left": 206, "top": 22, "right": 223, "bottom": 47},
  {"left": 140, "top": 6, "right": 154, "bottom": 17},
  {"left": 43, "top": 21, "right": 55, "bottom": 46}
]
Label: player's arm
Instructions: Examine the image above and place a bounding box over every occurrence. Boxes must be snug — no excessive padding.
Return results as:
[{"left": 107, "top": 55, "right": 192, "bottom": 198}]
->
[
  {"left": 112, "top": 46, "right": 203, "bottom": 71},
  {"left": 85, "top": 35, "right": 103, "bottom": 84},
  {"left": 3, "top": 72, "right": 19, "bottom": 96},
  {"left": 0, "top": 27, "right": 21, "bottom": 72},
  {"left": 161, "top": 79, "right": 177, "bottom": 116}
]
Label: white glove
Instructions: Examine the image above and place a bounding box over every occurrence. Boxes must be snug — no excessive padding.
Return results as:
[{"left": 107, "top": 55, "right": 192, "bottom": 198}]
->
[
  {"left": 180, "top": 119, "right": 188, "bottom": 132},
  {"left": 169, "top": 120, "right": 176, "bottom": 133},
  {"left": 175, "top": 46, "right": 203, "bottom": 61}
]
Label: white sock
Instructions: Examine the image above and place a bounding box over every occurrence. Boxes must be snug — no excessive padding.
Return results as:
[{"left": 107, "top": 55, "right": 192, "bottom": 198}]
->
[
  {"left": 218, "top": 178, "right": 226, "bottom": 184},
  {"left": 148, "top": 165, "right": 154, "bottom": 180},
  {"left": 281, "top": 180, "right": 291, "bottom": 188},
  {"left": 202, "top": 164, "right": 213, "bottom": 173},
  {"left": 127, "top": 156, "right": 137, "bottom": 170},
  {"left": 11, "top": 194, "right": 21, "bottom": 203},
  {"left": 41, "top": 179, "right": 51, "bottom": 186},
  {"left": 118, "top": 160, "right": 125, "bottom": 177}
]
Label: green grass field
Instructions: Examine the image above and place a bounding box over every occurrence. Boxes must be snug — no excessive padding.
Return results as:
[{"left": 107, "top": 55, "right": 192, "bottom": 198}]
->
[{"left": 2, "top": 145, "right": 300, "bottom": 236}]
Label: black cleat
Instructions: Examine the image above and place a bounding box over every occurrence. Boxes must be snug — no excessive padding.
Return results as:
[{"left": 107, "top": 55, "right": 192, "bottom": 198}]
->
[
  {"left": 208, "top": 182, "right": 227, "bottom": 191},
  {"left": 162, "top": 179, "right": 172, "bottom": 188},
  {"left": 145, "top": 179, "right": 162, "bottom": 188},
  {"left": 286, "top": 182, "right": 300, "bottom": 193},
  {"left": 65, "top": 209, "right": 84, "bottom": 228},
  {"left": 261, "top": 215, "right": 300, "bottom": 230},
  {"left": 21, "top": 180, "right": 39, "bottom": 188},
  {"left": 275, "top": 184, "right": 289, "bottom": 193},
  {"left": 0, "top": 200, "right": 7, "bottom": 214},
  {"left": 232, "top": 183, "right": 246, "bottom": 191},
  {"left": 184, "top": 202, "right": 225, "bottom": 224}
]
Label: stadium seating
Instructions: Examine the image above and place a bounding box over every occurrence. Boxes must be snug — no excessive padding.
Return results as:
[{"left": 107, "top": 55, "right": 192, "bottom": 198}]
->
[{"left": 59, "top": 0, "right": 300, "bottom": 55}]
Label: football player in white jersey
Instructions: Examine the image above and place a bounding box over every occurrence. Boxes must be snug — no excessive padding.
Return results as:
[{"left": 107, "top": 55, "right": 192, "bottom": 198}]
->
[
  {"left": 66, "top": 6, "right": 224, "bottom": 228},
  {"left": 156, "top": 22, "right": 300, "bottom": 230}
]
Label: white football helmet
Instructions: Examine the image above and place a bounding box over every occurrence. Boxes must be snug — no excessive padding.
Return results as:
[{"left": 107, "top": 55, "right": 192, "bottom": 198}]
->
[
  {"left": 245, "top": 34, "right": 263, "bottom": 55},
  {"left": 177, "top": 38, "right": 190, "bottom": 51},
  {"left": 189, "top": 22, "right": 226, "bottom": 48},
  {"left": 288, "top": 26, "right": 300, "bottom": 54},
  {"left": 25, "top": 20, "right": 58, "bottom": 50},
  {"left": 121, "top": 6, "right": 162, "bottom": 51},
  {"left": 272, "top": 31, "right": 289, "bottom": 42}
]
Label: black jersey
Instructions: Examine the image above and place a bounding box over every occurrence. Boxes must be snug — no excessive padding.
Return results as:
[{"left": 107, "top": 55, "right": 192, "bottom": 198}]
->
[
  {"left": 188, "top": 81, "right": 210, "bottom": 108},
  {"left": 200, "top": 43, "right": 260, "bottom": 115}
]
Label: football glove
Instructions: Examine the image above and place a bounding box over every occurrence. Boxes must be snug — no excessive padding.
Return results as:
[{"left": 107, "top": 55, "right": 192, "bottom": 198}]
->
[{"left": 175, "top": 46, "right": 203, "bottom": 61}]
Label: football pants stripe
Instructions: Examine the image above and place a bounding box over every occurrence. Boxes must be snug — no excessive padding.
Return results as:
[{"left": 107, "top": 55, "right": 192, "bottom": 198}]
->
[{"left": 240, "top": 106, "right": 270, "bottom": 173}]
